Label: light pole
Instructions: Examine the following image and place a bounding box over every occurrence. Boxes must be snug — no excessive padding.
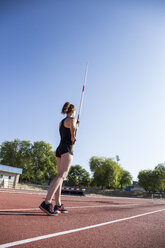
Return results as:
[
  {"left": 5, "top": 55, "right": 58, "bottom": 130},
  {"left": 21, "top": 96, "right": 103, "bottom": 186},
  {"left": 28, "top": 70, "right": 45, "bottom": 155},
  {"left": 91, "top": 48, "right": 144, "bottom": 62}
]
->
[{"left": 111, "top": 155, "right": 120, "bottom": 163}]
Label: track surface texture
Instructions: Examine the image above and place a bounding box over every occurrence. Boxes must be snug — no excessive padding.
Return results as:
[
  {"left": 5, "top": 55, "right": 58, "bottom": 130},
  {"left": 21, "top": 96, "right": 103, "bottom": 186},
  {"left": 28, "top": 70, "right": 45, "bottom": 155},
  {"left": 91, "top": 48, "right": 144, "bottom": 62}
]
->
[{"left": 0, "top": 189, "right": 165, "bottom": 248}]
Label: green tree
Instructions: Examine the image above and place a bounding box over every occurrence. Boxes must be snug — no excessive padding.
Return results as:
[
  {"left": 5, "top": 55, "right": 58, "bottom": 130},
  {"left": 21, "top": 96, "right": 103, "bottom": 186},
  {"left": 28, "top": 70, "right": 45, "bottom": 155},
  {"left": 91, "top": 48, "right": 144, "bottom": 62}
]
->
[
  {"left": 138, "top": 170, "right": 153, "bottom": 192},
  {"left": 102, "top": 159, "right": 122, "bottom": 189},
  {"left": 89, "top": 156, "right": 127, "bottom": 189},
  {"left": 155, "top": 164, "right": 165, "bottom": 173},
  {"left": 154, "top": 164, "right": 165, "bottom": 191},
  {"left": 152, "top": 169, "right": 164, "bottom": 192},
  {"left": 31, "top": 141, "right": 57, "bottom": 184},
  {"left": 119, "top": 169, "right": 132, "bottom": 189},
  {"left": 89, "top": 156, "right": 106, "bottom": 189},
  {"left": 0, "top": 140, "right": 57, "bottom": 184},
  {"left": 0, "top": 139, "right": 26, "bottom": 167},
  {"left": 138, "top": 169, "right": 165, "bottom": 192},
  {"left": 89, "top": 156, "right": 105, "bottom": 172},
  {"left": 66, "top": 165, "right": 91, "bottom": 187},
  {"left": 0, "top": 140, "right": 34, "bottom": 182}
]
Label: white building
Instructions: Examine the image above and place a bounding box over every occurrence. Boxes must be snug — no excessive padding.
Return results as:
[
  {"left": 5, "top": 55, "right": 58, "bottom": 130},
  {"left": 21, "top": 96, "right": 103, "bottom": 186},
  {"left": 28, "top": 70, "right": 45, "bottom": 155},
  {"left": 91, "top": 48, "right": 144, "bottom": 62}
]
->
[{"left": 0, "top": 164, "right": 23, "bottom": 189}]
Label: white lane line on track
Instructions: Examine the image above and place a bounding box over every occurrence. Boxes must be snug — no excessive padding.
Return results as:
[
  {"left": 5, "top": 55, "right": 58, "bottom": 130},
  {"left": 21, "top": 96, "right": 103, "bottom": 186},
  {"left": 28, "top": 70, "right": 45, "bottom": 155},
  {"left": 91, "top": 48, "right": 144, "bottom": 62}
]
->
[
  {"left": 0, "top": 208, "right": 164, "bottom": 248},
  {"left": 0, "top": 208, "right": 39, "bottom": 212},
  {"left": 0, "top": 190, "right": 46, "bottom": 195},
  {"left": 0, "top": 204, "right": 139, "bottom": 212}
]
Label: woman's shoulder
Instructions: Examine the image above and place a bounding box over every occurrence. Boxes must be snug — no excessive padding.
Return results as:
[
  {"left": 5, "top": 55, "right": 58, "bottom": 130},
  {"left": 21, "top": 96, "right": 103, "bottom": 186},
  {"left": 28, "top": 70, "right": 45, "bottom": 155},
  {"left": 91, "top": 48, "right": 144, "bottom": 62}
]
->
[
  {"left": 65, "top": 116, "right": 76, "bottom": 121},
  {"left": 65, "top": 117, "right": 76, "bottom": 126}
]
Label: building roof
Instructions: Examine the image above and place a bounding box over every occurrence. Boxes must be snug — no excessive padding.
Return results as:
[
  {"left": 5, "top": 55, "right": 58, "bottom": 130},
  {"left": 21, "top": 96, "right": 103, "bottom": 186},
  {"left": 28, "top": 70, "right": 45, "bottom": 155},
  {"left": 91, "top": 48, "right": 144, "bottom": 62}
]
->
[{"left": 0, "top": 164, "right": 23, "bottom": 174}]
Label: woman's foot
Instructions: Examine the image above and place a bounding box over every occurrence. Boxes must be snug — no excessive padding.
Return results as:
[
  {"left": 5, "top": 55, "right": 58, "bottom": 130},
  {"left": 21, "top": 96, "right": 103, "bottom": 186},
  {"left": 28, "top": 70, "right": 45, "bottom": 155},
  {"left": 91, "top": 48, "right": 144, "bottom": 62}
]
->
[
  {"left": 40, "top": 201, "right": 58, "bottom": 216},
  {"left": 54, "top": 204, "right": 68, "bottom": 214}
]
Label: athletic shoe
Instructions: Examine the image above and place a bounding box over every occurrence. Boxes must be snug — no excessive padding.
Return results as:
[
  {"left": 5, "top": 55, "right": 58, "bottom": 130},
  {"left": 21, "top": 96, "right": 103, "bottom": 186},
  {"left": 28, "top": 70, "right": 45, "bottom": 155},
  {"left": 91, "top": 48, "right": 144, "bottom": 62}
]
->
[
  {"left": 39, "top": 201, "right": 58, "bottom": 216},
  {"left": 54, "top": 204, "right": 68, "bottom": 214}
]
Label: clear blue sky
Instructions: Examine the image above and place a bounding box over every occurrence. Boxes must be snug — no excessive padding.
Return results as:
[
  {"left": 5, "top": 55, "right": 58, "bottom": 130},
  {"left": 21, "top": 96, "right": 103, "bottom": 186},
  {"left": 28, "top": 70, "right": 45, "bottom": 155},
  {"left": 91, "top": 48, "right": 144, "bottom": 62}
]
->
[{"left": 0, "top": 0, "right": 165, "bottom": 180}]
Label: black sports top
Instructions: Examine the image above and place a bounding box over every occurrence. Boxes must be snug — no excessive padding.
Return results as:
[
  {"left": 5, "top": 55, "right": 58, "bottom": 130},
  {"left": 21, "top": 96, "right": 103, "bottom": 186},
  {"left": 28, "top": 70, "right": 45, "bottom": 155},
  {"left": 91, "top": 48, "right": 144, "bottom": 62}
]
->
[
  {"left": 60, "top": 118, "right": 72, "bottom": 144},
  {"left": 56, "top": 118, "right": 73, "bottom": 157}
]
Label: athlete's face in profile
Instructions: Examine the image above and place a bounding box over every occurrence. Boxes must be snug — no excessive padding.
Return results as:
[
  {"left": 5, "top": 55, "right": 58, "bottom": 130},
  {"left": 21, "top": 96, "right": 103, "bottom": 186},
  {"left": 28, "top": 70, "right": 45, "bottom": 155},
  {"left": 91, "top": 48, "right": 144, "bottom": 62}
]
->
[{"left": 72, "top": 109, "right": 76, "bottom": 117}]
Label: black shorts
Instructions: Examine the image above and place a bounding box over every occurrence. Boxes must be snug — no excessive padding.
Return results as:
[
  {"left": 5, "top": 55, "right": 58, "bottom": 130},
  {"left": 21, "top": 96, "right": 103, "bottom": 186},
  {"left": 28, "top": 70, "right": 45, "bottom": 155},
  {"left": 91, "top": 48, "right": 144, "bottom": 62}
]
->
[{"left": 56, "top": 143, "right": 73, "bottom": 157}]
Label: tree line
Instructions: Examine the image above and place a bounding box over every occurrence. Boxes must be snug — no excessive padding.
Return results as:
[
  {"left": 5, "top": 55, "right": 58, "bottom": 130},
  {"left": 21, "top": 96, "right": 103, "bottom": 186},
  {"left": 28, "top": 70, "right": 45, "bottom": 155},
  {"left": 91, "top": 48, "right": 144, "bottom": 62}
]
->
[
  {"left": 138, "top": 165, "right": 165, "bottom": 192},
  {"left": 0, "top": 140, "right": 57, "bottom": 184},
  {"left": 0, "top": 139, "right": 164, "bottom": 191}
]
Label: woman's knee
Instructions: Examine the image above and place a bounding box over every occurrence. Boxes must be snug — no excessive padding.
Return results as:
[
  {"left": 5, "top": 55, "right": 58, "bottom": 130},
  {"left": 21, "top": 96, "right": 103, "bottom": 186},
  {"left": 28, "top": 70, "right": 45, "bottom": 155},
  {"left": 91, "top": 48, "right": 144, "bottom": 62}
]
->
[{"left": 59, "top": 170, "right": 68, "bottom": 180}]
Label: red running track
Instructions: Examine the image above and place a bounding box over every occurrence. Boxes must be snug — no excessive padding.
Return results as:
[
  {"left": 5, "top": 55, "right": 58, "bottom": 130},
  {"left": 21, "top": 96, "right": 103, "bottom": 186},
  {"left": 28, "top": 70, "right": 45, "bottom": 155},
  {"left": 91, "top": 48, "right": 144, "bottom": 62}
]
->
[{"left": 0, "top": 189, "right": 165, "bottom": 248}]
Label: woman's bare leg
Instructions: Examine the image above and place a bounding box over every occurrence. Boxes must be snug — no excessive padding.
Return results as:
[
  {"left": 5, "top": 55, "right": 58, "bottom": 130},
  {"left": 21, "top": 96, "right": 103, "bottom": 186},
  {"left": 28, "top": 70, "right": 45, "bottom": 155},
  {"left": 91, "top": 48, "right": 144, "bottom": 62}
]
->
[
  {"left": 55, "top": 182, "right": 62, "bottom": 206},
  {"left": 55, "top": 157, "right": 62, "bottom": 206},
  {"left": 45, "top": 153, "right": 73, "bottom": 204}
]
